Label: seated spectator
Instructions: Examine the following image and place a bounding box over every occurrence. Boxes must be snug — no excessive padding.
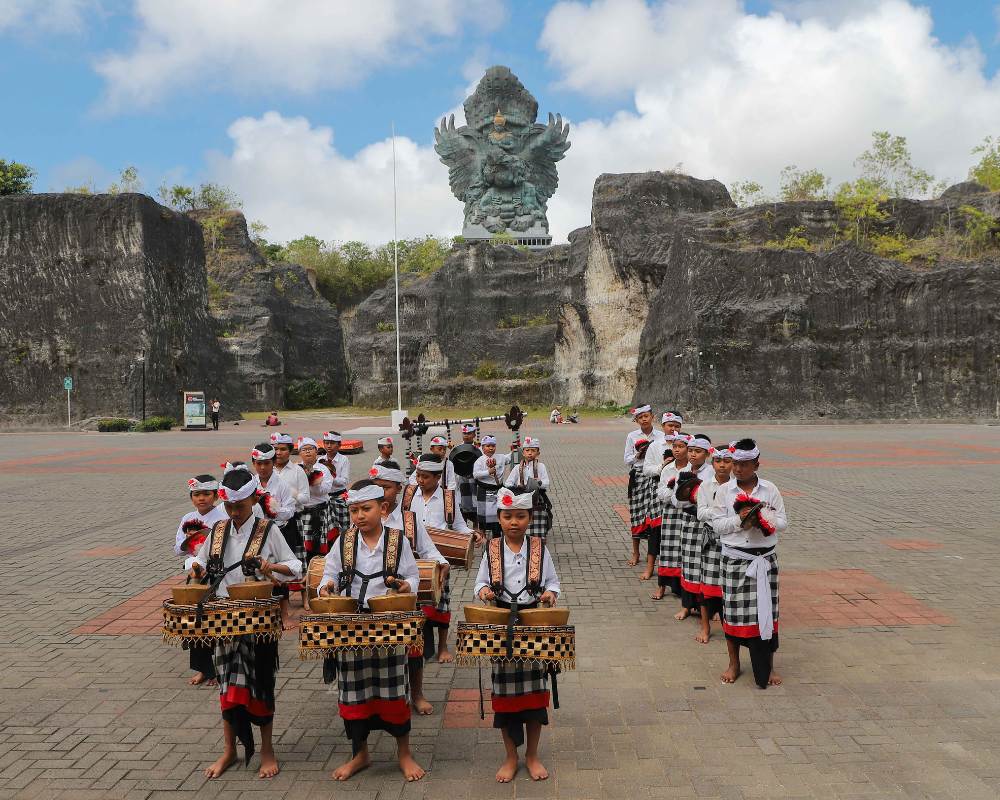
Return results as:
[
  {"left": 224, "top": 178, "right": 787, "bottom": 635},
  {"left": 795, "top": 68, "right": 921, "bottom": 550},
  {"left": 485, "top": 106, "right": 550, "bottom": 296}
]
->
[{"left": 264, "top": 411, "right": 281, "bottom": 427}]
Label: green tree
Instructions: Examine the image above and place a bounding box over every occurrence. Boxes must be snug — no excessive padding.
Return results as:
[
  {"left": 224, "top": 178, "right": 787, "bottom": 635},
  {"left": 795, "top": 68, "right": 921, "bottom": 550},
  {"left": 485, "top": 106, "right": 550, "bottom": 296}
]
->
[
  {"left": 834, "top": 177, "right": 889, "bottom": 244},
  {"left": 969, "top": 136, "right": 1000, "bottom": 191},
  {"left": 157, "top": 182, "right": 241, "bottom": 211},
  {"left": 855, "top": 130, "right": 935, "bottom": 198},
  {"left": 0, "top": 160, "right": 35, "bottom": 195},
  {"left": 779, "top": 165, "right": 829, "bottom": 201},
  {"left": 108, "top": 165, "right": 141, "bottom": 194},
  {"left": 729, "top": 179, "right": 767, "bottom": 207}
]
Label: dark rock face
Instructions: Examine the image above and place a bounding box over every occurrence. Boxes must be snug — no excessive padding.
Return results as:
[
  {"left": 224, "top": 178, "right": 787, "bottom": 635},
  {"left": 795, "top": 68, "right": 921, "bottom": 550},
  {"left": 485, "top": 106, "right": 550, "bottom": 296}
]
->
[
  {"left": 0, "top": 193, "right": 237, "bottom": 423},
  {"left": 346, "top": 243, "right": 577, "bottom": 406},
  {"left": 190, "top": 211, "right": 349, "bottom": 410}
]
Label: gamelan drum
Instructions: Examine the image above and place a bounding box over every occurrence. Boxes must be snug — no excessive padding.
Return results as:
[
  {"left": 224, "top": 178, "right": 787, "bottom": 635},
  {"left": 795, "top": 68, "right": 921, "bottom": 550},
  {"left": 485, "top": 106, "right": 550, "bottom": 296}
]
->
[
  {"left": 427, "top": 527, "right": 475, "bottom": 569},
  {"left": 415, "top": 559, "right": 444, "bottom": 604},
  {"left": 306, "top": 555, "right": 326, "bottom": 600}
]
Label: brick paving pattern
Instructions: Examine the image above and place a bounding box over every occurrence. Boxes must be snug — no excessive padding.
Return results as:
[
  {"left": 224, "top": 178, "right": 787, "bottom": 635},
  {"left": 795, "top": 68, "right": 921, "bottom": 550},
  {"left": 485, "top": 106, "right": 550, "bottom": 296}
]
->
[{"left": 2, "top": 416, "right": 1000, "bottom": 798}]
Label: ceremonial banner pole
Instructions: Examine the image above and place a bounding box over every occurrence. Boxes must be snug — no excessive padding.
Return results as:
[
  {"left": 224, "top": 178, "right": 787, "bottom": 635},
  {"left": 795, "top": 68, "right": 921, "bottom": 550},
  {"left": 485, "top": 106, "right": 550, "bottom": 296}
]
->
[{"left": 390, "top": 123, "right": 406, "bottom": 426}]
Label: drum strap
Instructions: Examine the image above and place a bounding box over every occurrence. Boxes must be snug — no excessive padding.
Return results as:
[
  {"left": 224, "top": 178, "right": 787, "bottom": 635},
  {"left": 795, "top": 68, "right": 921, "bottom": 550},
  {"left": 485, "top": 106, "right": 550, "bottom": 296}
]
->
[
  {"left": 401, "top": 483, "right": 418, "bottom": 513},
  {"left": 487, "top": 536, "right": 545, "bottom": 598},
  {"left": 444, "top": 488, "right": 455, "bottom": 526},
  {"left": 402, "top": 511, "right": 417, "bottom": 550},
  {"left": 338, "top": 526, "right": 403, "bottom": 608}
]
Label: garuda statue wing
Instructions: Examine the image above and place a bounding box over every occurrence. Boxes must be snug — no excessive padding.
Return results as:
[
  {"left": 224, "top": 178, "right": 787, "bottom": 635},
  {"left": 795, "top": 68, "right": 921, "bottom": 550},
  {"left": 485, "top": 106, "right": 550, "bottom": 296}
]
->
[
  {"left": 524, "top": 113, "right": 571, "bottom": 204},
  {"left": 434, "top": 114, "right": 481, "bottom": 202}
]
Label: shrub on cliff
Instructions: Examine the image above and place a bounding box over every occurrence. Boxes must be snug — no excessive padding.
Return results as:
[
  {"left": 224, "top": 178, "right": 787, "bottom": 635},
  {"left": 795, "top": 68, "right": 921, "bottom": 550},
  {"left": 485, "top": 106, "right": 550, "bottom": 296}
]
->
[{"left": 0, "top": 160, "right": 34, "bottom": 195}]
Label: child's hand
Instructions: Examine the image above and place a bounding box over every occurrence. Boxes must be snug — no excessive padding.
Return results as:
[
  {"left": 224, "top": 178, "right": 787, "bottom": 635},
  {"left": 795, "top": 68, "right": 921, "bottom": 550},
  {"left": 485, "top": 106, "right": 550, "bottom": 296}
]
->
[
  {"left": 440, "top": 563, "right": 451, "bottom": 580},
  {"left": 474, "top": 531, "right": 486, "bottom": 546},
  {"left": 188, "top": 563, "right": 204, "bottom": 580},
  {"left": 318, "top": 580, "right": 335, "bottom": 597},
  {"left": 539, "top": 591, "right": 557, "bottom": 607},
  {"left": 478, "top": 587, "right": 495, "bottom": 602},
  {"left": 395, "top": 580, "right": 411, "bottom": 594},
  {"left": 258, "top": 559, "right": 273, "bottom": 577}
]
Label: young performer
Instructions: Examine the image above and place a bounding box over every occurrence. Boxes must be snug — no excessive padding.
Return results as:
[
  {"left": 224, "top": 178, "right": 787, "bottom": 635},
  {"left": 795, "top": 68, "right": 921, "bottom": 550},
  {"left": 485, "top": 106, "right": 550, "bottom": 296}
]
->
[
  {"left": 503, "top": 436, "right": 552, "bottom": 539},
  {"left": 474, "top": 486, "right": 561, "bottom": 783},
  {"left": 320, "top": 432, "right": 351, "bottom": 538},
  {"left": 270, "top": 432, "right": 310, "bottom": 605},
  {"left": 695, "top": 445, "right": 733, "bottom": 643},
  {"left": 653, "top": 431, "right": 693, "bottom": 606},
  {"left": 712, "top": 438, "right": 786, "bottom": 689},
  {"left": 403, "top": 453, "right": 473, "bottom": 663},
  {"left": 455, "top": 424, "right": 479, "bottom": 524},
  {"left": 670, "top": 433, "right": 715, "bottom": 613},
  {"left": 371, "top": 460, "right": 451, "bottom": 715},
  {"left": 624, "top": 405, "right": 661, "bottom": 567},
  {"left": 175, "top": 474, "right": 228, "bottom": 686},
  {"left": 638, "top": 411, "right": 679, "bottom": 578},
  {"left": 372, "top": 436, "right": 395, "bottom": 466},
  {"left": 296, "top": 437, "right": 335, "bottom": 576},
  {"left": 250, "top": 443, "right": 297, "bottom": 624},
  {"left": 185, "top": 465, "right": 303, "bottom": 779},
  {"left": 317, "top": 480, "right": 425, "bottom": 782},
  {"left": 473, "top": 435, "right": 509, "bottom": 539},
  {"left": 407, "top": 435, "right": 458, "bottom": 490}
]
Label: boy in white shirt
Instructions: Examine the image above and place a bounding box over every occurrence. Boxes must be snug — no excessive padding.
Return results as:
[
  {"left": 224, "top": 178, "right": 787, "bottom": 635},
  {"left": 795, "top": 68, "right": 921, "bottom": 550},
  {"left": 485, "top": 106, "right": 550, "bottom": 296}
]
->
[
  {"left": 624, "top": 405, "right": 661, "bottom": 568},
  {"left": 473, "top": 435, "right": 509, "bottom": 539},
  {"left": 270, "top": 432, "right": 310, "bottom": 606},
  {"left": 695, "top": 446, "right": 733, "bottom": 643},
  {"left": 320, "top": 431, "right": 351, "bottom": 536},
  {"left": 296, "top": 437, "right": 335, "bottom": 566}
]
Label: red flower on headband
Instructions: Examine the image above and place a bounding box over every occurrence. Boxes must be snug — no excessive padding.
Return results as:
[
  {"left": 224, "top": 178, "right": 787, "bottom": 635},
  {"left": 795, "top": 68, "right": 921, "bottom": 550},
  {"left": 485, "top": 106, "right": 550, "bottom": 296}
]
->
[
  {"left": 187, "top": 478, "right": 197, "bottom": 487},
  {"left": 251, "top": 449, "right": 263, "bottom": 459},
  {"left": 369, "top": 467, "right": 378, "bottom": 477},
  {"left": 728, "top": 446, "right": 736, "bottom": 453},
  {"left": 217, "top": 488, "right": 228, "bottom": 500},
  {"left": 501, "top": 493, "right": 514, "bottom": 507}
]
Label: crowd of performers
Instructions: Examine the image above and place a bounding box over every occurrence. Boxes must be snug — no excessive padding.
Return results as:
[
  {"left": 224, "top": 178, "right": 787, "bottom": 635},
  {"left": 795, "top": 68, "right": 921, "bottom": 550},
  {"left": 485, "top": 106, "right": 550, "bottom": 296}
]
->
[
  {"left": 625, "top": 405, "right": 786, "bottom": 690},
  {"left": 174, "top": 425, "right": 559, "bottom": 783}
]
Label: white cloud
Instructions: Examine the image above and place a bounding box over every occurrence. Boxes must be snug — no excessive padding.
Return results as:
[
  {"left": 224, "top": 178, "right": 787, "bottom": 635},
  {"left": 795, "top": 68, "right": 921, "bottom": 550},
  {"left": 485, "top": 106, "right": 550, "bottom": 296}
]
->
[
  {"left": 95, "top": 0, "right": 497, "bottom": 112},
  {"left": 538, "top": 0, "right": 1000, "bottom": 238},
  {"left": 206, "top": 111, "right": 459, "bottom": 245},
  {"left": 0, "top": 0, "right": 95, "bottom": 33}
]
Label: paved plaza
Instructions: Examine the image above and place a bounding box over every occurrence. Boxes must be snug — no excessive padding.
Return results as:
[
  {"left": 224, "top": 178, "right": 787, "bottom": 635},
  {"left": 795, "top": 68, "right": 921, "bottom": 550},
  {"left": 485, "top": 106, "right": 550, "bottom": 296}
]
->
[{"left": 3, "top": 417, "right": 1000, "bottom": 799}]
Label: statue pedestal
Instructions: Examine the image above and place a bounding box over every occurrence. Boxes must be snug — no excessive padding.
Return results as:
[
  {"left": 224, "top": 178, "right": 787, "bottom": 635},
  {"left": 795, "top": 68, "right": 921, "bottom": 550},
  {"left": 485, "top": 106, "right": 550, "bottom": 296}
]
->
[{"left": 462, "top": 222, "right": 551, "bottom": 249}]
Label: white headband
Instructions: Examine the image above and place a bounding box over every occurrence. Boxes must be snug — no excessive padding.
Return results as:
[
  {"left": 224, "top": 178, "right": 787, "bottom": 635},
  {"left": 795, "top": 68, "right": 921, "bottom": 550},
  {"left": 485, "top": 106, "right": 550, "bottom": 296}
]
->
[
  {"left": 217, "top": 474, "right": 260, "bottom": 503},
  {"left": 461, "top": 425, "right": 475, "bottom": 434},
  {"left": 631, "top": 404, "right": 652, "bottom": 417},
  {"left": 729, "top": 441, "right": 760, "bottom": 461},
  {"left": 377, "top": 436, "right": 393, "bottom": 446},
  {"left": 522, "top": 436, "right": 540, "bottom": 448},
  {"left": 220, "top": 461, "right": 248, "bottom": 476},
  {"left": 429, "top": 436, "right": 447, "bottom": 447},
  {"left": 269, "top": 432, "right": 292, "bottom": 445},
  {"left": 368, "top": 464, "right": 405, "bottom": 484},
  {"left": 187, "top": 477, "right": 218, "bottom": 492},
  {"left": 712, "top": 447, "right": 733, "bottom": 460},
  {"left": 322, "top": 432, "right": 342, "bottom": 442},
  {"left": 251, "top": 446, "right": 276, "bottom": 461},
  {"left": 672, "top": 433, "right": 693, "bottom": 445},
  {"left": 416, "top": 457, "right": 444, "bottom": 473},
  {"left": 497, "top": 487, "right": 534, "bottom": 510},
  {"left": 689, "top": 436, "right": 712, "bottom": 451},
  {"left": 346, "top": 484, "right": 385, "bottom": 504},
  {"left": 481, "top": 435, "right": 497, "bottom": 445},
  {"left": 661, "top": 412, "right": 683, "bottom": 424},
  {"left": 297, "top": 436, "right": 317, "bottom": 450}
]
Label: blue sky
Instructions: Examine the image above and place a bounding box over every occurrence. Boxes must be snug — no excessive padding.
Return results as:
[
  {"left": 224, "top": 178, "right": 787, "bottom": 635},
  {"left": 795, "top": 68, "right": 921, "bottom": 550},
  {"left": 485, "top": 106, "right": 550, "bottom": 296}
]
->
[{"left": 2, "top": 0, "right": 999, "bottom": 242}]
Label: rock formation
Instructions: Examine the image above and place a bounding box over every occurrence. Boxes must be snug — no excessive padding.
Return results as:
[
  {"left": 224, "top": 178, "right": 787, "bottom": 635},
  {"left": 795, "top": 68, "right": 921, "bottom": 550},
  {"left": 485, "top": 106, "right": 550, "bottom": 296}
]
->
[
  {"left": 0, "top": 193, "right": 235, "bottom": 423},
  {"left": 191, "top": 211, "right": 349, "bottom": 411}
]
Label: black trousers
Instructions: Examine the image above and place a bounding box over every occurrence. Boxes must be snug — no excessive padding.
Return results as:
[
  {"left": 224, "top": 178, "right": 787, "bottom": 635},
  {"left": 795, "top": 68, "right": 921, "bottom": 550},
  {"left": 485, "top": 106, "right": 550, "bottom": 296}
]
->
[{"left": 211, "top": 412, "right": 219, "bottom": 430}]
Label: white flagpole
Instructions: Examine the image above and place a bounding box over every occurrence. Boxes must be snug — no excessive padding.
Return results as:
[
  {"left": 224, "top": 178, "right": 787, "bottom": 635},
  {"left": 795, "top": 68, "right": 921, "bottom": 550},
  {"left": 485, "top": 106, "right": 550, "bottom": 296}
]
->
[{"left": 391, "top": 122, "right": 402, "bottom": 411}]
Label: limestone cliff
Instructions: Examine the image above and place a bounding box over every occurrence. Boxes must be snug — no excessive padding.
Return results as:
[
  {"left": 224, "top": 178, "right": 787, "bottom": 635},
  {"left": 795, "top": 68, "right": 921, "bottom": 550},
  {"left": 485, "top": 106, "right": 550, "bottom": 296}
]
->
[{"left": 0, "top": 193, "right": 235, "bottom": 423}]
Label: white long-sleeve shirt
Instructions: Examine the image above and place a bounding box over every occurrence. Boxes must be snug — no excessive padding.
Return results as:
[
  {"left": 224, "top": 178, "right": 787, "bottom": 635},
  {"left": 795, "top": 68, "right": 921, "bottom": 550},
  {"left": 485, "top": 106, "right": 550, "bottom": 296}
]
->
[
  {"left": 298, "top": 461, "right": 333, "bottom": 507},
  {"left": 625, "top": 428, "right": 663, "bottom": 467},
  {"left": 184, "top": 515, "right": 303, "bottom": 597},
  {"left": 474, "top": 538, "right": 561, "bottom": 600},
  {"left": 711, "top": 476, "right": 787, "bottom": 549},
  {"left": 696, "top": 475, "right": 730, "bottom": 528},
  {"left": 384, "top": 500, "right": 448, "bottom": 565},
  {"left": 407, "top": 485, "right": 473, "bottom": 534},
  {"left": 473, "top": 452, "right": 509, "bottom": 486},
  {"left": 504, "top": 459, "right": 550, "bottom": 490},
  {"left": 408, "top": 459, "right": 457, "bottom": 490},
  {"left": 274, "top": 461, "right": 310, "bottom": 513},
  {"left": 174, "top": 505, "right": 229, "bottom": 557},
  {"left": 643, "top": 437, "right": 676, "bottom": 478},
  {"left": 323, "top": 452, "right": 350, "bottom": 493},
  {"left": 318, "top": 526, "right": 420, "bottom": 609},
  {"left": 656, "top": 460, "right": 692, "bottom": 504},
  {"left": 252, "top": 470, "right": 295, "bottom": 525}
]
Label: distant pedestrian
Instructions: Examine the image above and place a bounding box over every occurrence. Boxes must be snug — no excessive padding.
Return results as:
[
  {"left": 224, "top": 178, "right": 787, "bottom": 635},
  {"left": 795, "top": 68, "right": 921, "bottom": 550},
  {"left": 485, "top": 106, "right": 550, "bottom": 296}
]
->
[{"left": 211, "top": 399, "right": 220, "bottom": 430}]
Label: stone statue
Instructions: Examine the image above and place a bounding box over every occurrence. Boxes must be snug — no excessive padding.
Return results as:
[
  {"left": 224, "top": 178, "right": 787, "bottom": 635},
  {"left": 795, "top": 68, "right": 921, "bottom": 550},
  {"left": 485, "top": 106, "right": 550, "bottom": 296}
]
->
[{"left": 434, "top": 66, "right": 570, "bottom": 244}]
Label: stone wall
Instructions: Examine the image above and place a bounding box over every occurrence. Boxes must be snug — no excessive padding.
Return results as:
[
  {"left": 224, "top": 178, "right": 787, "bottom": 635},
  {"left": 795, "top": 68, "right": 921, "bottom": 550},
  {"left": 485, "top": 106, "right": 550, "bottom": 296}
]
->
[{"left": 0, "top": 193, "right": 235, "bottom": 423}]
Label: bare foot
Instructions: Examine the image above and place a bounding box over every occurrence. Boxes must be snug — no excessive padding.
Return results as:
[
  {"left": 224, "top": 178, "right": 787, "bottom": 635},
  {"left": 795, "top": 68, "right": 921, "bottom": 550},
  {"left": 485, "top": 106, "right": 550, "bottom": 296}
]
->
[
  {"left": 258, "top": 749, "right": 279, "bottom": 779},
  {"left": 413, "top": 695, "right": 434, "bottom": 715},
  {"left": 674, "top": 608, "right": 690, "bottom": 621},
  {"left": 638, "top": 567, "right": 653, "bottom": 581},
  {"left": 437, "top": 649, "right": 454, "bottom": 664},
  {"left": 189, "top": 672, "right": 206, "bottom": 686},
  {"left": 720, "top": 665, "right": 741, "bottom": 684},
  {"left": 627, "top": 555, "right": 638, "bottom": 567},
  {"left": 526, "top": 755, "right": 549, "bottom": 781},
  {"left": 398, "top": 753, "right": 426, "bottom": 781},
  {"left": 695, "top": 627, "right": 710, "bottom": 644},
  {"left": 769, "top": 672, "right": 783, "bottom": 686},
  {"left": 204, "top": 751, "right": 237, "bottom": 779},
  {"left": 332, "top": 751, "right": 371, "bottom": 780},
  {"left": 650, "top": 589, "right": 665, "bottom": 600},
  {"left": 205, "top": 678, "right": 218, "bottom": 687},
  {"left": 496, "top": 755, "right": 518, "bottom": 783}
]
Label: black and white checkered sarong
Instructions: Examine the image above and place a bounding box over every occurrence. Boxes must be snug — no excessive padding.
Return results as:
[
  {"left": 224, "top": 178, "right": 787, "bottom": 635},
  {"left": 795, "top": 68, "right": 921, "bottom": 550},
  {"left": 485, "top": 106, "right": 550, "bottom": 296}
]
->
[
  {"left": 299, "top": 502, "right": 333, "bottom": 556},
  {"left": 327, "top": 494, "right": 350, "bottom": 533},
  {"left": 679, "top": 507, "right": 703, "bottom": 593},
  {"left": 475, "top": 480, "right": 500, "bottom": 535},
  {"left": 491, "top": 660, "right": 549, "bottom": 700},
  {"left": 212, "top": 636, "right": 276, "bottom": 717},
  {"left": 721, "top": 549, "right": 779, "bottom": 637},
  {"left": 657, "top": 504, "right": 685, "bottom": 575},
  {"left": 336, "top": 648, "right": 410, "bottom": 707},
  {"left": 628, "top": 465, "right": 654, "bottom": 537},
  {"left": 457, "top": 475, "right": 477, "bottom": 518},
  {"left": 699, "top": 523, "right": 723, "bottom": 596},
  {"left": 528, "top": 489, "right": 553, "bottom": 539}
]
